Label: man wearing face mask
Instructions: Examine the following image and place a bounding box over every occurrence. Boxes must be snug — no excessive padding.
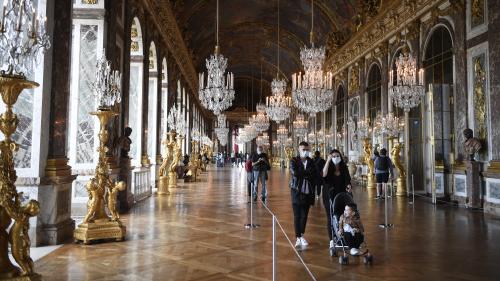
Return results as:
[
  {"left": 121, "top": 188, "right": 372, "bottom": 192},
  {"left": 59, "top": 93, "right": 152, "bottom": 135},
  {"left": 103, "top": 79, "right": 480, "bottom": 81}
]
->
[
  {"left": 251, "top": 145, "right": 270, "bottom": 202},
  {"left": 322, "top": 149, "right": 352, "bottom": 249},
  {"left": 289, "top": 141, "right": 317, "bottom": 248}
]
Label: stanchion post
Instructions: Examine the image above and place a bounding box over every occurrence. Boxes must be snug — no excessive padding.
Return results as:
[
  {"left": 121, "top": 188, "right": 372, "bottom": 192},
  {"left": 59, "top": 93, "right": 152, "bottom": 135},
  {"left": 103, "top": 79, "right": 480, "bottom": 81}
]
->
[
  {"left": 272, "top": 215, "right": 277, "bottom": 281},
  {"left": 245, "top": 183, "right": 260, "bottom": 229},
  {"left": 411, "top": 174, "right": 415, "bottom": 205},
  {"left": 379, "top": 183, "right": 394, "bottom": 228}
]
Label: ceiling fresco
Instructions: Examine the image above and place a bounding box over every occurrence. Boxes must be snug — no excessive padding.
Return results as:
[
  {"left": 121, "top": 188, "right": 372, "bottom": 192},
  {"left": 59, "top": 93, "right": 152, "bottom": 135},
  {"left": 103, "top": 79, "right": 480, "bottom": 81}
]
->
[{"left": 170, "top": 0, "right": 358, "bottom": 111}]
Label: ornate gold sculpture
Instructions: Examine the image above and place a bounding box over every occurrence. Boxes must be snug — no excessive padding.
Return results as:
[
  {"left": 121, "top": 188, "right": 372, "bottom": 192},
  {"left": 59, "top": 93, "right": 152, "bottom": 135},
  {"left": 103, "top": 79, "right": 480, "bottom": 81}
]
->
[
  {"left": 187, "top": 140, "right": 199, "bottom": 181},
  {"left": 349, "top": 65, "right": 359, "bottom": 95},
  {"left": 157, "top": 132, "right": 174, "bottom": 195},
  {"left": 363, "top": 138, "right": 375, "bottom": 189},
  {"left": 0, "top": 75, "right": 41, "bottom": 280},
  {"left": 168, "top": 133, "right": 182, "bottom": 188},
  {"left": 74, "top": 110, "right": 126, "bottom": 244},
  {"left": 390, "top": 138, "right": 406, "bottom": 196}
]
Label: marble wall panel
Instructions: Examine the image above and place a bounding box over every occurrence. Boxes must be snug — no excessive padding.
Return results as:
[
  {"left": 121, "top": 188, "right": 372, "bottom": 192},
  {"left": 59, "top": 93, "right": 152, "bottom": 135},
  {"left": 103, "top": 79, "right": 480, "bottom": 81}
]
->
[{"left": 488, "top": 0, "right": 500, "bottom": 159}]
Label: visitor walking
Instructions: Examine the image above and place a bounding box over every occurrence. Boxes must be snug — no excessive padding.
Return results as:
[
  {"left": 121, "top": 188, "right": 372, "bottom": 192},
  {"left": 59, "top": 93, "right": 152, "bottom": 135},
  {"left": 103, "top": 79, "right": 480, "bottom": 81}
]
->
[
  {"left": 374, "top": 148, "right": 394, "bottom": 199},
  {"left": 290, "top": 141, "right": 317, "bottom": 248},
  {"left": 312, "top": 151, "right": 326, "bottom": 199},
  {"left": 322, "top": 149, "right": 352, "bottom": 248},
  {"left": 252, "top": 145, "right": 270, "bottom": 202},
  {"left": 245, "top": 154, "right": 253, "bottom": 203}
]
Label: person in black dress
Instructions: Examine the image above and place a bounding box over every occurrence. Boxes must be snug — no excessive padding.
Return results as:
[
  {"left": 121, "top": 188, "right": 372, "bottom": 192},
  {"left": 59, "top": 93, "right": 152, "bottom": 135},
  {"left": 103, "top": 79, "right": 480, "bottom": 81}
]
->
[{"left": 322, "top": 149, "right": 352, "bottom": 248}]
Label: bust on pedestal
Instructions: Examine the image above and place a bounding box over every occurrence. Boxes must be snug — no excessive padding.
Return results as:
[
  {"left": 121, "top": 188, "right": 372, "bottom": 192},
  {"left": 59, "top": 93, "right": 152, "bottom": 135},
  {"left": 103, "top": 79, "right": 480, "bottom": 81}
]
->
[
  {"left": 463, "top": 128, "right": 482, "bottom": 209},
  {"left": 115, "top": 127, "right": 134, "bottom": 212}
]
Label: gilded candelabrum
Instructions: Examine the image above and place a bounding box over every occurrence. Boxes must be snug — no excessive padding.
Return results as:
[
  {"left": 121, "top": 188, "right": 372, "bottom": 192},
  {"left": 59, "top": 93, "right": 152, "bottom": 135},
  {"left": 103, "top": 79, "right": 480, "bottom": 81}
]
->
[
  {"left": 73, "top": 109, "right": 126, "bottom": 244},
  {"left": 0, "top": 75, "right": 40, "bottom": 279},
  {"left": 200, "top": 145, "right": 207, "bottom": 172},
  {"left": 188, "top": 140, "right": 199, "bottom": 181},
  {"left": 157, "top": 132, "right": 175, "bottom": 195},
  {"left": 363, "top": 138, "right": 375, "bottom": 189},
  {"left": 168, "top": 133, "right": 182, "bottom": 188},
  {"left": 391, "top": 138, "right": 406, "bottom": 196}
]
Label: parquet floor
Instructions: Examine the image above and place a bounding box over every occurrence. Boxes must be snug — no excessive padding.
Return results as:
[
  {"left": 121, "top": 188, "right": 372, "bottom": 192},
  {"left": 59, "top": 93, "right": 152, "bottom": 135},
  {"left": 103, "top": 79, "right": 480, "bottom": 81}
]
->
[{"left": 35, "top": 167, "right": 500, "bottom": 280}]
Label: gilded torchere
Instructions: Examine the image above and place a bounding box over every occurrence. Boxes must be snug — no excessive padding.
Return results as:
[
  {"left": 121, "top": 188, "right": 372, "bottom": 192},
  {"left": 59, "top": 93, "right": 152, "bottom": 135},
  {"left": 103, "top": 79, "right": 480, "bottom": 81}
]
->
[
  {"left": 391, "top": 139, "right": 406, "bottom": 196},
  {"left": 0, "top": 75, "right": 40, "bottom": 280},
  {"left": 157, "top": 132, "right": 174, "bottom": 195},
  {"left": 363, "top": 138, "right": 375, "bottom": 189},
  {"left": 168, "top": 133, "right": 182, "bottom": 188},
  {"left": 188, "top": 140, "right": 199, "bottom": 181},
  {"left": 73, "top": 110, "right": 127, "bottom": 244}
]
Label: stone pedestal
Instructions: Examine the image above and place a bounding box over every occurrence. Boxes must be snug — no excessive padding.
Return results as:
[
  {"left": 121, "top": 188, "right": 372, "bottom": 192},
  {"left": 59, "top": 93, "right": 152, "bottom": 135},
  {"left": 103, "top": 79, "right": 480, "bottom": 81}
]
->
[
  {"left": 15, "top": 158, "right": 76, "bottom": 246},
  {"left": 466, "top": 161, "right": 482, "bottom": 209},
  {"left": 117, "top": 157, "right": 134, "bottom": 212}
]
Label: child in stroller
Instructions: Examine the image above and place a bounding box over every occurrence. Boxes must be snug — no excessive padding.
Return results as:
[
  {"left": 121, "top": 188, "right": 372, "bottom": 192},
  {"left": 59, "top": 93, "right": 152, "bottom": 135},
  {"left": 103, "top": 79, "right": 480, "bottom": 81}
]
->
[{"left": 329, "top": 192, "right": 373, "bottom": 265}]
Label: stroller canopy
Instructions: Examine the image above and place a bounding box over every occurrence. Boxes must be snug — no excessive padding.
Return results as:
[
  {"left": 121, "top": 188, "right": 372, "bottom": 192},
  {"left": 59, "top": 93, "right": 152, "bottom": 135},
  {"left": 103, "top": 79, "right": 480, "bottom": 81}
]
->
[{"left": 332, "top": 192, "right": 355, "bottom": 218}]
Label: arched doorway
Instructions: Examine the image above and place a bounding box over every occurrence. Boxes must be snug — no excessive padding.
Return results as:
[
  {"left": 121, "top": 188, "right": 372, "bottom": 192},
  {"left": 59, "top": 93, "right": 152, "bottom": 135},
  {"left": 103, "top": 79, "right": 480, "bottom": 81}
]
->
[
  {"left": 128, "top": 17, "right": 144, "bottom": 167},
  {"left": 423, "top": 25, "right": 454, "bottom": 196}
]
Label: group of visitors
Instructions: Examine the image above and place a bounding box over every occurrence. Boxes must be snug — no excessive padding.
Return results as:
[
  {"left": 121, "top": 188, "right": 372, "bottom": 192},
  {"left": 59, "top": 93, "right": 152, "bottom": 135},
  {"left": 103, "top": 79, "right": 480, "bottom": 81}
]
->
[{"left": 242, "top": 142, "right": 394, "bottom": 254}]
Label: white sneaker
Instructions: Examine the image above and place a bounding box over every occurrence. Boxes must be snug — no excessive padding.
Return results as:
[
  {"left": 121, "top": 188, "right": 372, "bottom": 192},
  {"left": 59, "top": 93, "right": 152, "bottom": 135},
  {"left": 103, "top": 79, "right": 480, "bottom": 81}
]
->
[
  {"left": 295, "top": 238, "right": 302, "bottom": 247},
  {"left": 350, "top": 248, "right": 359, "bottom": 255},
  {"left": 300, "top": 237, "right": 309, "bottom": 246},
  {"left": 329, "top": 240, "right": 334, "bottom": 249}
]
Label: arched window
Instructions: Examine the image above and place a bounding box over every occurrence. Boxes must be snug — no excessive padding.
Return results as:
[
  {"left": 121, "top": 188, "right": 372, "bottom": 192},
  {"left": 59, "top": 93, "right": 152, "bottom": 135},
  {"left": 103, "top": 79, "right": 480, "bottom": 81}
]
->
[
  {"left": 160, "top": 57, "right": 168, "bottom": 146},
  {"left": 147, "top": 42, "right": 158, "bottom": 164},
  {"left": 128, "top": 17, "right": 144, "bottom": 166},
  {"left": 423, "top": 26, "right": 454, "bottom": 163},
  {"left": 367, "top": 64, "right": 382, "bottom": 123}
]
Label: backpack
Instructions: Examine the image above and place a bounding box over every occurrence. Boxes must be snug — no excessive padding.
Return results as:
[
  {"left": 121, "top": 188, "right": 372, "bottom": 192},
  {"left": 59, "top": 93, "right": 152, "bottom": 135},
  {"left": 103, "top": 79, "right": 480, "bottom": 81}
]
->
[{"left": 376, "top": 156, "right": 389, "bottom": 171}]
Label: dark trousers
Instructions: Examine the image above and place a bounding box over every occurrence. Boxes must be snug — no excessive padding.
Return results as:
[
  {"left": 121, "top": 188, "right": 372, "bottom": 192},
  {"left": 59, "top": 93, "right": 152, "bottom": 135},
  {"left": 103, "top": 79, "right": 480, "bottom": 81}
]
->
[
  {"left": 292, "top": 203, "right": 310, "bottom": 238},
  {"left": 343, "top": 232, "right": 364, "bottom": 248},
  {"left": 315, "top": 184, "right": 322, "bottom": 196}
]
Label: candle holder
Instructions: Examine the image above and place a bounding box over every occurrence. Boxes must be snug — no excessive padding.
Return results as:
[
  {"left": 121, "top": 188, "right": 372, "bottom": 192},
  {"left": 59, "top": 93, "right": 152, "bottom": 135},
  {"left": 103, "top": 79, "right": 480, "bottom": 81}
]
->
[
  {"left": 74, "top": 53, "right": 126, "bottom": 244},
  {"left": 0, "top": 74, "right": 40, "bottom": 280},
  {"left": 363, "top": 138, "right": 375, "bottom": 189},
  {"left": 168, "top": 134, "right": 182, "bottom": 188}
]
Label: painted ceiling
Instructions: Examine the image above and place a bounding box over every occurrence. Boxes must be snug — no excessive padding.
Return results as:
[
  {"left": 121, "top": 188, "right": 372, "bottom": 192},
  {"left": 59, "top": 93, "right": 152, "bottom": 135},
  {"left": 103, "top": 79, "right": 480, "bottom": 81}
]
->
[{"left": 170, "top": 0, "right": 358, "bottom": 112}]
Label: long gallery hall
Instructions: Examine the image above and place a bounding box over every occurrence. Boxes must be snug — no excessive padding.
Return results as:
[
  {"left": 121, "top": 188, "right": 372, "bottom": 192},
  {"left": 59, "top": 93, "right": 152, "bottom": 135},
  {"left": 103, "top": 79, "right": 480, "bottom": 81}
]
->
[{"left": 1, "top": 0, "right": 500, "bottom": 281}]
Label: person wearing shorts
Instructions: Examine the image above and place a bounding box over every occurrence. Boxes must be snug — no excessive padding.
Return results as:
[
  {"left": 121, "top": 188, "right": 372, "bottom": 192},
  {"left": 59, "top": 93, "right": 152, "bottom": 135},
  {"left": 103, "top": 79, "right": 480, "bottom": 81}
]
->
[{"left": 374, "top": 148, "right": 393, "bottom": 199}]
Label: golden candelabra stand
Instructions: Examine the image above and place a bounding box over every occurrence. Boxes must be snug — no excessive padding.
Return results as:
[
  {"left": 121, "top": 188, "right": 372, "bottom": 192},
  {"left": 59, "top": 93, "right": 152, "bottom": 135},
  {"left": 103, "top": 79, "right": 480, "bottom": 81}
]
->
[
  {"left": 188, "top": 140, "right": 200, "bottom": 181},
  {"left": 157, "top": 131, "right": 175, "bottom": 195},
  {"left": 363, "top": 138, "right": 375, "bottom": 189},
  {"left": 390, "top": 138, "right": 406, "bottom": 196},
  {"left": 200, "top": 145, "right": 207, "bottom": 172},
  {"left": 0, "top": 75, "right": 41, "bottom": 280},
  {"left": 73, "top": 109, "right": 126, "bottom": 244},
  {"left": 168, "top": 132, "right": 182, "bottom": 189}
]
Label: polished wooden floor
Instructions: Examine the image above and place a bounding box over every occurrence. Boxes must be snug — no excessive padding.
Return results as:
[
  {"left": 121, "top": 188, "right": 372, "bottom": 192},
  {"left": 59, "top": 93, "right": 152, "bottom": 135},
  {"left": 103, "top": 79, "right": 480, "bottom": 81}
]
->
[{"left": 35, "top": 167, "right": 500, "bottom": 281}]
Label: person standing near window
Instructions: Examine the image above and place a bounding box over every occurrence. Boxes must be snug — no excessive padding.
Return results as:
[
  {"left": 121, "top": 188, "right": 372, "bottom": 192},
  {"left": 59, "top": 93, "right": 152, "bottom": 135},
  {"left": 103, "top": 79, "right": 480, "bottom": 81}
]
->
[
  {"left": 252, "top": 145, "right": 270, "bottom": 202},
  {"left": 322, "top": 149, "right": 352, "bottom": 249},
  {"left": 290, "top": 141, "right": 317, "bottom": 248}
]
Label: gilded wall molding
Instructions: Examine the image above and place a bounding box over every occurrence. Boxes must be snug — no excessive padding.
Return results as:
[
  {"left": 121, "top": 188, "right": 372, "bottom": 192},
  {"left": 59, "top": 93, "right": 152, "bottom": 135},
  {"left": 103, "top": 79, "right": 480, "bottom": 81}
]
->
[
  {"left": 326, "top": 0, "right": 453, "bottom": 75},
  {"left": 141, "top": 0, "right": 209, "bottom": 118}
]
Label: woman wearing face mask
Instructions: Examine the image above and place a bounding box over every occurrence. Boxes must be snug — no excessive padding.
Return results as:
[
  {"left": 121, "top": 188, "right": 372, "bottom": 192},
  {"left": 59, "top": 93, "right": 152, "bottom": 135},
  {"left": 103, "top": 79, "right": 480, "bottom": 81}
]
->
[
  {"left": 289, "top": 141, "right": 317, "bottom": 248},
  {"left": 322, "top": 149, "right": 352, "bottom": 248}
]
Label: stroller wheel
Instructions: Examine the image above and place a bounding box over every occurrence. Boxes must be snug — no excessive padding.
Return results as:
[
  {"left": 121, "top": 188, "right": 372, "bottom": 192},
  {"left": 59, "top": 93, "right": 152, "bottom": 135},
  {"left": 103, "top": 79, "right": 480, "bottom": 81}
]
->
[
  {"left": 330, "top": 247, "right": 337, "bottom": 257},
  {"left": 364, "top": 253, "right": 373, "bottom": 265},
  {"left": 339, "top": 255, "right": 349, "bottom": 265}
]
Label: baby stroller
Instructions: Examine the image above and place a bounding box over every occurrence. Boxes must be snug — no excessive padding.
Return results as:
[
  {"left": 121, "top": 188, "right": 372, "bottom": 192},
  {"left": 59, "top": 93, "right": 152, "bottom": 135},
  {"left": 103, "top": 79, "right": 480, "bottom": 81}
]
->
[{"left": 329, "top": 192, "right": 373, "bottom": 265}]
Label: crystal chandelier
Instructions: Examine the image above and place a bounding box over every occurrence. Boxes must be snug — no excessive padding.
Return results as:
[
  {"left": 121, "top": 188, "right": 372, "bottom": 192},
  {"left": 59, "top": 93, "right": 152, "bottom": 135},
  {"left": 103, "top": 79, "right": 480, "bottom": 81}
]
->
[
  {"left": 374, "top": 113, "right": 402, "bottom": 138},
  {"left": 198, "top": 0, "right": 235, "bottom": 115},
  {"left": 214, "top": 114, "right": 229, "bottom": 146},
  {"left": 389, "top": 47, "right": 425, "bottom": 112},
  {"left": 256, "top": 132, "right": 270, "bottom": 147},
  {"left": 291, "top": 0, "right": 333, "bottom": 115},
  {"left": 293, "top": 113, "right": 308, "bottom": 137},
  {"left": 202, "top": 135, "right": 213, "bottom": 147},
  {"left": 266, "top": 0, "right": 291, "bottom": 122},
  {"left": 167, "top": 104, "right": 187, "bottom": 136},
  {"left": 191, "top": 128, "right": 201, "bottom": 142},
  {"left": 0, "top": 0, "right": 51, "bottom": 76},
  {"left": 356, "top": 117, "right": 371, "bottom": 139},
  {"left": 90, "top": 51, "right": 122, "bottom": 110},
  {"left": 277, "top": 124, "right": 288, "bottom": 143},
  {"left": 244, "top": 124, "right": 258, "bottom": 140},
  {"left": 250, "top": 103, "right": 270, "bottom": 132}
]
